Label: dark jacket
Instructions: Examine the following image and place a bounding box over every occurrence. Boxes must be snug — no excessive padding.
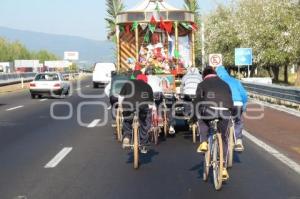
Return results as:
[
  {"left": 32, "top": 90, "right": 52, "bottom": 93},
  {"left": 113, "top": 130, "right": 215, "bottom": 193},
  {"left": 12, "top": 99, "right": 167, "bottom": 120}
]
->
[
  {"left": 120, "top": 79, "right": 154, "bottom": 109},
  {"left": 193, "top": 75, "right": 233, "bottom": 112}
]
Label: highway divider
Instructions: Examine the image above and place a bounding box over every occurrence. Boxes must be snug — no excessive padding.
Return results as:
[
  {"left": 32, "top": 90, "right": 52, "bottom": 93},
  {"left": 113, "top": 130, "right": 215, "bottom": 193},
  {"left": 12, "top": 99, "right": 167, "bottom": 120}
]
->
[
  {"left": 0, "top": 73, "right": 36, "bottom": 87},
  {"left": 242, "top": 82, "right": 300, "bottom": 110}
]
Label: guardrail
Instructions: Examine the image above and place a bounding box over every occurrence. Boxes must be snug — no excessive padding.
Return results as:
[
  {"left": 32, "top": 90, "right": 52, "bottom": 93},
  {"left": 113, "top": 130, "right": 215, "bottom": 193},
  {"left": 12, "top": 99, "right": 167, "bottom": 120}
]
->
[
  {"left": 0, "top": 73, "right": 36, "bottom": 86},
  {"left": 242, "top": 82, "right": 300, "bottom": 105}
]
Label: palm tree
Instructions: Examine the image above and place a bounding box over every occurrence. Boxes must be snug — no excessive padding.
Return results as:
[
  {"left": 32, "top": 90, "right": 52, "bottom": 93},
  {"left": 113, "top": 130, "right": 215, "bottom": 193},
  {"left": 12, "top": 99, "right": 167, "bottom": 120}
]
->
[
  {"left": 105, "top": 0, "right": 124, "bottom": 42},
  {"left": 184, "top": 0, "right": 202, "bottom": 66},
  {"left": 184, "top": 0, "right": 199, "bottom": 12}
]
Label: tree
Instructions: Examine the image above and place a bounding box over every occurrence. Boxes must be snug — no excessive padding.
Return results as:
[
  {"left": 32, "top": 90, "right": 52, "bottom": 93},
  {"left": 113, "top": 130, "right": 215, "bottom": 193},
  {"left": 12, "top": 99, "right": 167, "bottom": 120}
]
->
[
  {"left": 205, "top": 5, "right": 241, "bottom": 69},
  {"left": 235, "top": 0, "right": 300, "bottom": 82},
  {"left": 105, "top": 0, "right": 124, "bottom": 42},
  {"left": 184, "top": 0, "right": 202, "bottom": 66},
  {"left": 32, "top": 50, "right": 58, "bottom": 62},
  {"left": 0, "top": 37, "right": 59, "bottom": 64},
  {"left": 204, "top": 0, "right": 300, "bottom": 82}
]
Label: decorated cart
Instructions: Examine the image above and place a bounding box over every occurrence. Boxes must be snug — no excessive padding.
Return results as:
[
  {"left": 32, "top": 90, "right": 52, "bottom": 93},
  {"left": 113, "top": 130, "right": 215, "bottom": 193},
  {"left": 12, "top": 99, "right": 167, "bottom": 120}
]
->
[{"left": 116, "top": 0, "right": 197, "bottom": 78}]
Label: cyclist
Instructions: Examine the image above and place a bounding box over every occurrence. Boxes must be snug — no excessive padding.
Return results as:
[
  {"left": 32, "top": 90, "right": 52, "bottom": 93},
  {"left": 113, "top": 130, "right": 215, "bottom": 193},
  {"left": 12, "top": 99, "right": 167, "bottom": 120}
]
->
[
  {"left": 119, "top": 74, "right": 154, "bottom": 154},
  {"left": 180, "top": 66, "right": 203, "bottom": 118},
  {"left": 216, "top": 66, "right": 248, "bottom": 152},
  {"left": 193, "top": 67, "right": 233, "bottom": 180},
  {"left": 147, "top": 73, "right": 176, "bottom": 135},
  {"left": 104, "top": 73, "right": 129, "bottom": 127}
]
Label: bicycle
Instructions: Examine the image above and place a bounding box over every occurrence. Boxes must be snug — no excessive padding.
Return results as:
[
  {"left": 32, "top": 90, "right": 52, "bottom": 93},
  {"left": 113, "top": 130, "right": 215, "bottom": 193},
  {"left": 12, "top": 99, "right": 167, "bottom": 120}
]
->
[
  {"left": 162, "top": 98, "right": 169, "bottom": 137},
  {"left": 202, "top": 118, "right": 224, "bottom": 190},
  {"left": 122, "top": 111, "right": 140, "bottom": 169},
  {"left": 150, "top": 105, "right": 160, "bottom": 145}
]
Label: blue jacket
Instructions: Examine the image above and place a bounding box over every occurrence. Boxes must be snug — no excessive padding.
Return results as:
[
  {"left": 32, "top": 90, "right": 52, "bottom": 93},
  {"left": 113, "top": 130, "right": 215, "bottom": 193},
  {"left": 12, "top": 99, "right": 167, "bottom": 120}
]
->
[{"left": 216, "top": 66, "right": 248, "bottom": 110}]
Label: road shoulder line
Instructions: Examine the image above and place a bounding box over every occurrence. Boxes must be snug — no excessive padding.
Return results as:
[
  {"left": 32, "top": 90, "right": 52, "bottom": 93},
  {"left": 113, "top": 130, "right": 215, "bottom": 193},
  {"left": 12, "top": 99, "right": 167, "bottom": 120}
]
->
[
  {"left": 243, "top": 130, "right": 300, "bottom": 175},
  {"left": 251, "top": 99, "right": 300, "bottom": 118}
]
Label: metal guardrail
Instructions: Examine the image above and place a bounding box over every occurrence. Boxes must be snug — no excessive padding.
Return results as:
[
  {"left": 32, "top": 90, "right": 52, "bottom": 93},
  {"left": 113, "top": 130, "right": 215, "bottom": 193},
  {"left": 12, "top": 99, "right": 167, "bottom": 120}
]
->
[
  {"left": 242, "top": 82, "right": 300, "bottom": 104},
  {"left": 0, "top": 73, "right": 36, "bottom": 86}
]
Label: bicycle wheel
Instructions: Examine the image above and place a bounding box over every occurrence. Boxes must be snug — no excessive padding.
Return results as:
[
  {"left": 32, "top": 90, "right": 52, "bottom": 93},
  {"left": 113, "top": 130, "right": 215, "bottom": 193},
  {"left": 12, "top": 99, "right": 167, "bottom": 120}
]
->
[
  {"left": 213, "top": 133, "right": 223, "bottom": 191},
  {"left": 133, "top": 121, "right": 139, "bottom": 169},
  {"left": 116, "top": 108, "right": 122, "bottom": 142},
  {"left": 154, "top": 128, "right": 159, "bottom": 145},
  {"left": 192, "top": 123, "right": 197, "bottom": 143},
  {"left": 227, "top": 125, "right": 234, "bottom": 168},
  {"left": 203, "top": 139, "right": 211, "bottom": 181}
]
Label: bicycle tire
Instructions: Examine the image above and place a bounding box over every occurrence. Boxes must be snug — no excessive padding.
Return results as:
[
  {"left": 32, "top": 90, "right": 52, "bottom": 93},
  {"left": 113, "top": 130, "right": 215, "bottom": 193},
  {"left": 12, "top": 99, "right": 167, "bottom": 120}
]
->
[
  {"left": 133, "top": 120, "right": 139, "bottom": 169},
  {"left": 192, "top": 123, "right": 197, "bottom": 143},
  {"left": 116, "top": 108, "right": 122, "bottom": 142},
  {"left": 154, "top": 128, "right": 159, "bottom": 145},
  {"left": 203, "top": 140, "right": 211, "bottom": 181},
  {"left": 163, "top": 108, "right": 169, "bottom": 137},
  {"left": 213, "top": 133, "right": 223, "bottom": 191},
  {"left": 227, "top": 126, "right": 234, "bottom": 168}
]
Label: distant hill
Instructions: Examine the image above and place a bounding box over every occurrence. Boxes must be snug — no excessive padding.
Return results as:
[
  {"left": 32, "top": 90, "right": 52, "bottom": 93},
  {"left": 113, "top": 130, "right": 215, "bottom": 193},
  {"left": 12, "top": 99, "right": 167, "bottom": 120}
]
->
[{"left": 0, "top": 26, "right": 115, "bottom": 64}]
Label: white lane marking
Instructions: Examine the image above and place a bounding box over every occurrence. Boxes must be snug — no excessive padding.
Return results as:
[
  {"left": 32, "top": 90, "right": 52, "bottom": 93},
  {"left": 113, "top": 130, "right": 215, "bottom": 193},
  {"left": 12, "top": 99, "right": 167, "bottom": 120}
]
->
[
  {"left": 6, "top": 106, "right": 24, "bottom": 111},
  {"left": 251, "top": 99, "right": 300, "bottom": 118},
  {"left": 86, "top": 85, "right": 90, "bottom": 88},
  {"left": 244, "top": 130, "right": 300, "bottom": 175},
  {"left": 40, "top": 99, "right": 48, "bottom": 102},
  {"left": 75, "top": 88, "right": 81, "bottom": 91},
  {"left": 107, "top": 105, "right": 112, "bottom": 110},
  {"left": 87, "top": 119, "right": 101, "bottom": 128},
  {"left": 44, "top": 147, "right": 73, "bottom": 168}
]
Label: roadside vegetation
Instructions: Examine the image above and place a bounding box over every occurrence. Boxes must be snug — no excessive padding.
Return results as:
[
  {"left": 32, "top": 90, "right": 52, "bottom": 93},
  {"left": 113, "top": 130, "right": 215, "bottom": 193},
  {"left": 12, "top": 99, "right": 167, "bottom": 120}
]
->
[
  {"left": 0, "top": 37, "right": 59, "bottom": 63},
  {"left": 204, "top": 0, "right": 300, "bottom": 86}
]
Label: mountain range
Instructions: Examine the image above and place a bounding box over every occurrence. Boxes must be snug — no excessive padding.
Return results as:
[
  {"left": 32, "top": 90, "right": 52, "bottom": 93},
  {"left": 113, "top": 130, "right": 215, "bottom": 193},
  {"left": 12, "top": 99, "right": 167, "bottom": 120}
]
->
[{"left": 0, "top": 26, "right": 115, "bottom": 64}]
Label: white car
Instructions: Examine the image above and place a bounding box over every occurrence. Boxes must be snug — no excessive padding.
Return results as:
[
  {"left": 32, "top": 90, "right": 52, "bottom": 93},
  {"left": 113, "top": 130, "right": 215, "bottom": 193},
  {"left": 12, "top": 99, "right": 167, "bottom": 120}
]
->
[
  {"left": 29, "top": 72, "right": 70, "bottom": 99},
  {"left": 92, "top": 63, "right": 116, "bottom": 88}
]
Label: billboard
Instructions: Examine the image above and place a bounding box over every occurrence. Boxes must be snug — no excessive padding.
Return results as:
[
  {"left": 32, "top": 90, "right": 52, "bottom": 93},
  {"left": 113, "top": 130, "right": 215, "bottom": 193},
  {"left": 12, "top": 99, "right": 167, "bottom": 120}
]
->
[
  {"left": 64, "top": 51, "right": 79, "bottom": 60},
  {"left": 44, "top": 60, "right": 72, "bottom": 68}
]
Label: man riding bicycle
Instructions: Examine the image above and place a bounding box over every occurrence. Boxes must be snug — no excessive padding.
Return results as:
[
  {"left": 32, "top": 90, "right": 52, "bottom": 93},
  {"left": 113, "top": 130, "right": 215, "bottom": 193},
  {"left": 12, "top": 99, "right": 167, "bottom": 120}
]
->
[
  {"left": 193, "top": 67, "right": 234, "bottom": 180},
  {"left": 216, "top": 66, "right": 248, "bottom": 152},
  {"left": 180, "top": 66, "right": 203, "bottom": 118},
  {"left": 119, "top": 74, "right": 154, "bottom": 154}
]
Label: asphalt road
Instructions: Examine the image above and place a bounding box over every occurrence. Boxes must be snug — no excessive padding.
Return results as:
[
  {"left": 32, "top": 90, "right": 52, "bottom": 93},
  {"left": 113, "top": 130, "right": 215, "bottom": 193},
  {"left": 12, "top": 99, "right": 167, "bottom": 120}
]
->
[{"left": 0, "top": 77, "right": 299, "bottom": 199}]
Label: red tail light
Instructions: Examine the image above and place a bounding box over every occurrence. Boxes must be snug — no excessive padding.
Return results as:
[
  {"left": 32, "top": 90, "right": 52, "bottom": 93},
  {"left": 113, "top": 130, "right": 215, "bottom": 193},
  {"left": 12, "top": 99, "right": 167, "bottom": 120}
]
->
[
  {"left": 30, "top": 83, "right": 36, "bottom": 87},
  {"left": 54, "top": 83, "right": 61, "bottom": 87}
]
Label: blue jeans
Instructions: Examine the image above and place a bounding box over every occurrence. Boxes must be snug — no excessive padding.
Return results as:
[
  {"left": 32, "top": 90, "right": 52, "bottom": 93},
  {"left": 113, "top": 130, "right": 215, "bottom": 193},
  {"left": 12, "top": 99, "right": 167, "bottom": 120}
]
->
[{"left": 231, "top": 106, "right": 244, "bottom": 139}]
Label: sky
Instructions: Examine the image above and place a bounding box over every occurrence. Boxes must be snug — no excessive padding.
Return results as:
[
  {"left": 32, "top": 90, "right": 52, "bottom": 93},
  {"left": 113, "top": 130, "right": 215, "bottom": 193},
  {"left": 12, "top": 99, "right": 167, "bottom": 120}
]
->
[{"left": 0, "top": 0, "right": 227, "bottom": 41}]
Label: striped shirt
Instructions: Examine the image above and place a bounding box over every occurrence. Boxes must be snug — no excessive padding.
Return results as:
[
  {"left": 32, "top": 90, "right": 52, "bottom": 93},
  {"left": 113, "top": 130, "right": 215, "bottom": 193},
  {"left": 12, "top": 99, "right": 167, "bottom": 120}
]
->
[{"left": 181, "top": 70, "right": 202, "bottom": 95}]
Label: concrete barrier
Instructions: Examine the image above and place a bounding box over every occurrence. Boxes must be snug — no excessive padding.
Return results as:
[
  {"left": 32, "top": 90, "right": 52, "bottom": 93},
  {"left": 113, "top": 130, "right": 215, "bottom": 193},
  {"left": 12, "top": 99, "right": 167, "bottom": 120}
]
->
[{"left": 0, "top": 73, "right": 36, "bottom": 86}]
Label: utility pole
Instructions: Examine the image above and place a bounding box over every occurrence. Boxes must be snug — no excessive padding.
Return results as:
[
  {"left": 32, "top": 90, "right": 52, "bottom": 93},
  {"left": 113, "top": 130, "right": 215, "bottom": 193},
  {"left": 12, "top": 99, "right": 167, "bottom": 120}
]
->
[{"left": 201, "top": 21, "right": 205, "bottom": 72}]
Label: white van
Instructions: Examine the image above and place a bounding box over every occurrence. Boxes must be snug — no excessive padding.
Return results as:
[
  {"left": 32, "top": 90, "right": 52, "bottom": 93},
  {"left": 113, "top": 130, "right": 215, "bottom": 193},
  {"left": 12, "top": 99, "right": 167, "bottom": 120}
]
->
[{"left": 92, "top": 63, "right": 116, "bottom": 88}]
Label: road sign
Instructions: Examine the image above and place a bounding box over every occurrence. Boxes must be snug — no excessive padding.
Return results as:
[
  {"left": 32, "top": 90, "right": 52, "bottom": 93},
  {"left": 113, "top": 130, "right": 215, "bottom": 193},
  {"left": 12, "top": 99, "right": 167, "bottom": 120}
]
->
[
  {"left": 209, "top": 54, "right": 223, "bottom": 68},
  {"left": 64, "top": 51, "right": 79, "bottom": 61},
  {"left": 235, "top": 48, "right": 252, "bottom": 66}
]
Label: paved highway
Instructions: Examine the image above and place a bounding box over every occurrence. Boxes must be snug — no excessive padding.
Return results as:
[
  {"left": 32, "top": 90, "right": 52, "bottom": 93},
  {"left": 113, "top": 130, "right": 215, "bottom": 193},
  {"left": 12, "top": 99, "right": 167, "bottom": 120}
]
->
[{"left": 0, "top": 77, "right": 299, "bottom": 199}]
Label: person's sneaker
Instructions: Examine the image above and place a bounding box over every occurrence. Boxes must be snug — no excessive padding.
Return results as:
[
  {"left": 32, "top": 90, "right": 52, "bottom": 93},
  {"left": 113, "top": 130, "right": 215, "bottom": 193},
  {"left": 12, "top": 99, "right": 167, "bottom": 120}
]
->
[
  {"left": 122, "top": 136, "right": 130, "bottom": 149},
  {"left": 222, "top": 168, "right": 229, "bottom": 181},
  {"left": 169, "top": 125, "right": 175, "bottom": 135},
  {"left": 197, "top": 141, "right": 208, "bottom": 153},
  {"left": 235, "top": 138, "right": 244, "bottom": 152},
  {"left": 140, "top": 146, "right": 148, "bottom": 154}
]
